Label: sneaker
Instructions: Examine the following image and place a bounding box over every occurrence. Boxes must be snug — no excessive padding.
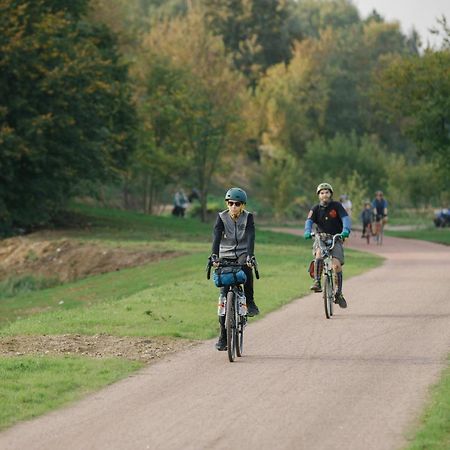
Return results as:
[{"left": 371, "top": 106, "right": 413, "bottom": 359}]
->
[
  {"left": 215, "top": 335, "right": 227, "bottom": 351},
  {"left": 247, "top": 302, "right": 260, "bottom": 317},
  {"left": 335, "top": 292, "right": 347, "bottom": 309},
  {"left": 310, "top": 279, "right": 322, "bottom": 292}
]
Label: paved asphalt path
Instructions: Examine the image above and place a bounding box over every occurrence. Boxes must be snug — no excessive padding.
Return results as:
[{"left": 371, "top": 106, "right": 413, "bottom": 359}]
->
[{"left": 1, "top": 234, "right": 449, "bottom": 450}]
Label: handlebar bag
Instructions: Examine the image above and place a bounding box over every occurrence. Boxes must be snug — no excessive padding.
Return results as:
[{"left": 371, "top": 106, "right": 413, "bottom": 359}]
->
[{"left": 213, "top": 266, "right": 247, "bottom": 287}]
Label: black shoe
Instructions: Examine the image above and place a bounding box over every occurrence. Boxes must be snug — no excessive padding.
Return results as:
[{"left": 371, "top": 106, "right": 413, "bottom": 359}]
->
[
  {"left": 310, "top": 280, "right": 322, "bottom": 292},
  {"left": 215, "top": 336, "right": 227, "bottom": 351},
  {"left": 335, "top": 293, "right": 347, "bottom": 309},
  {"left": 247, "top": 302, "right": 260, "bottom": 317}
]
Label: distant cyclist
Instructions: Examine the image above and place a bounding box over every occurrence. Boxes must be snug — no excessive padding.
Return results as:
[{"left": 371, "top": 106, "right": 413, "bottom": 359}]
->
[
  {"left": 372, "top": 191, "right": 388, "bottom": 225},
  {"left": 304, "top": 182, "right": 351, "bottom": 308},
  {"left": 209, "top": 187, "right": 259, "bottom": 351}
]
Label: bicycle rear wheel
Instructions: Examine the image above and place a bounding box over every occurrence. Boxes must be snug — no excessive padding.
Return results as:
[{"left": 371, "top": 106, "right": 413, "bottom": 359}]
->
[
  {"left": 379, "top": 225, "right": 384, "bottom": 245},
  {"left": 323, "top": 274, "right": 333, "bottom": 319},
  {"left": 226, "top": 291, "right": 237, "bottom": 362}
]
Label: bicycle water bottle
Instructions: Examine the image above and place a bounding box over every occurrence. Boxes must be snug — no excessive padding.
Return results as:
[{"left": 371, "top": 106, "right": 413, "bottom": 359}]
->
[
  {"left": 237, "top": 290, "right": 247, "bottom": 316},
  {"left": 217, "top": 294, "right": 226, "bottom": 316}
]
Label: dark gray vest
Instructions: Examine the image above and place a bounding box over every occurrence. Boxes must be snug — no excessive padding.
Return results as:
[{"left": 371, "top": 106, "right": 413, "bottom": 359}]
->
[{"left": 218, "top": 210, "right": 249, "bottom": 259}]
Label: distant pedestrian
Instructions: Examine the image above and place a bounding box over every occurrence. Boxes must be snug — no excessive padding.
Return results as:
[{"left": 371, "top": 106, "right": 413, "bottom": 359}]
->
[
  {"left": 339, "top": 194, "right": 352, "bottom": 217},
  {"left": 172, "top": 189, "right": 189, "bottom": 217}
]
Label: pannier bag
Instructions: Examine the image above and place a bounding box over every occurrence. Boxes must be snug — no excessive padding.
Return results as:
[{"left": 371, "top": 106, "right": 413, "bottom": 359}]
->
[
  {"left": 213, "top": 266, "right": 247, "bottom": 287},
  {"left": 308, "top": 259, "right": 315, "bottom": 279}
]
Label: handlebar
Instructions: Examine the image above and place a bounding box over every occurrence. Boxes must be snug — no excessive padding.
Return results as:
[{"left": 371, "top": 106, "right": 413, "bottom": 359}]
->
[
  {"left": 206, "top": 257, "right": 260, "bottom": 279},
  {"left": 311, "top": 232, "right": 343, "bottom": 251}
]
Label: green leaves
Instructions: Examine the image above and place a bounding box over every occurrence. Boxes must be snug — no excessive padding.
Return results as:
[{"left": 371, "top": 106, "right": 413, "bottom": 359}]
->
[{"left": 0, "top": 0, "right": 136, "bottom": 230}]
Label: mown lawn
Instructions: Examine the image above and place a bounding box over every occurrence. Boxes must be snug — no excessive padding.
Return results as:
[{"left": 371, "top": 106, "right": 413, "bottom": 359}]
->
[
  {"left": 0, "top": 204, "right": 382, "bottom": 430},
  {"left": 386, "top": 227, "right": 450, "bottom": 246}
]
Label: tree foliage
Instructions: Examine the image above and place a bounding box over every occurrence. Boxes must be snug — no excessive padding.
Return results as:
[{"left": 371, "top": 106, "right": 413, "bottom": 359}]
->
[
  {"left": 373, "top": 49, "right": 450, "bottom": 174},
  {"left": 134, "top": 9, "right": 249, "bottom": 220},
  {"left": 0, "top": 0, "right": 136, "bottom": 230},
  {"left": 204, "top": 0, "right": 295, "bottom": 90}
]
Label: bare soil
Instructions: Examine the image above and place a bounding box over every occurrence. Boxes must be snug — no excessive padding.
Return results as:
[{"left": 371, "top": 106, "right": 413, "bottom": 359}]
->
[
  {"left": 0, "top": 334, "right": 198, "bottom": 363},
  {"left": 0, "top": 235, "right": 181, "bottom": 283},
  {"left": 0, "top": 234, "right": 191, "bottom": 362}
]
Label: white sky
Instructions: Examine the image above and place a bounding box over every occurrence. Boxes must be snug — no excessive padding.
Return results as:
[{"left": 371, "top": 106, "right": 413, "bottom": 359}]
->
[{"left": 353, "top": 0, "right": 450, "bottom": 48}]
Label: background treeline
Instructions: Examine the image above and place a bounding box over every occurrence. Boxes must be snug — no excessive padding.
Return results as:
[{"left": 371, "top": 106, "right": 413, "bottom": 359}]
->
[{"left": 1, "top": 0, "right": 449, "bottom": 231}]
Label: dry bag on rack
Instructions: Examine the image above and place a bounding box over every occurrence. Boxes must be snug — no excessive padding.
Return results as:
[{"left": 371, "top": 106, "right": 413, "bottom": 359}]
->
[{"left": 213, "top": 266, "right": 247, "bottom": 287}]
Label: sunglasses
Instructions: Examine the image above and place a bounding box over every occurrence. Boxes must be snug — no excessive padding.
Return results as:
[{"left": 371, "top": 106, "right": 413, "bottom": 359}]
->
[{"left": 227, "top": 201, "right": 242, "bottom": 207}]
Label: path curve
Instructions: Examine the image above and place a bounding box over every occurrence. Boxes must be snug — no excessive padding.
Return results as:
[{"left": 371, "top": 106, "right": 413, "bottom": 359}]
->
[{"left": 1, "top": 234, "right": 449, "bottom": 450}]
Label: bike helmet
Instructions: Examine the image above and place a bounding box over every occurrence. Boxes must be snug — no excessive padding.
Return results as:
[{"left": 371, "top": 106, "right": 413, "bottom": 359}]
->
[
  {"left": 316, "top": 182, "right": 333, "bottom": 195},
  {"left": 225, "top": 187, "right": 247, "bottom": 203},
  {"left": 375, "top": 190, "right": 383, "bottom": 196}
]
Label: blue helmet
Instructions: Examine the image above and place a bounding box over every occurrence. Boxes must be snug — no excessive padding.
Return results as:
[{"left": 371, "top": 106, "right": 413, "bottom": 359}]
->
[{"left": 225, "top": 187, "right": 247, "bottom": 203}]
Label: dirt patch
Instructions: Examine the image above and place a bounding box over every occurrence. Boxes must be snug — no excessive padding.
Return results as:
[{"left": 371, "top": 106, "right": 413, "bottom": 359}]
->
[
  {"left": 0, "top": 334, "right": 198, "bottom": 363},
  {"left": 0, "top": 236, "right": 182, "bottom": 283}
]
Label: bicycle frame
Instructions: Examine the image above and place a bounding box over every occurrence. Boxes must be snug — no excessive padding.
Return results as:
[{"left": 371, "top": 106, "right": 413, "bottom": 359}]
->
[
  {"left": 313, "top": 233, "right": 342, "bottom": 319},
  {"left": 206, "top": 259, "right": 259, "bottom": 362}
]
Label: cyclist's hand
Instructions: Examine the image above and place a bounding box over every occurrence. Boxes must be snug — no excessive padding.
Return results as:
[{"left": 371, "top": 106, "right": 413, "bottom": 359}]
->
[
  {"left": 246, "top": 255, "right": 256, "bottom": 267},
  {"left": 304, "top": 231, "right": 312, "bottom": 240},
  {"left": 210, "top": 254, "right": 219, "bottom": 267},
  {"left": 341, "top": 229, "right": 350, "bottom": 239}
]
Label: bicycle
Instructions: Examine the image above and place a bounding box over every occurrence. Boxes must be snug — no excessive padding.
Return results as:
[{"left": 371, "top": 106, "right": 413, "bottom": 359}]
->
[
  {"left": 373, "top": 214, "right": 385, "bottom": 245},
  {"left": 207, "top": 258, "right": 259, "bottom": 362},
  {"left": 311, "top": 233, "right": 343, "bottom": 319},
  {"left": 361, "top": 222, "right": 372, "bottom": 245}
]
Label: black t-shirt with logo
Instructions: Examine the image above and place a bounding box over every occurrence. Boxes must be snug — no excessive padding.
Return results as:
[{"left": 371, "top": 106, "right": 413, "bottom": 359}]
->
[{"left": 308, "top": 201, "right": 348, "bottom": 235}]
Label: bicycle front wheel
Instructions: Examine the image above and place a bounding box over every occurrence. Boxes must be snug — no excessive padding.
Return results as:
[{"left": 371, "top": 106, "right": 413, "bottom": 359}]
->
[
  {"left": 323, "top": 274, "right": 333, "bottom": 319},
  {"left": 226, "top": 291, "right": 237, "bottom": 362},
  {"left": 236, "top": 314, "right": 245, "bottom": 357}
]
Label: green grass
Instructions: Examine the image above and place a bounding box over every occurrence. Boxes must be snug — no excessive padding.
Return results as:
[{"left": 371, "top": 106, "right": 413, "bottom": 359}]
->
[
  {"left": 0, "top": 356, "right": 143, "bottom": 431},
  {"left": 405, "top": 361, "right": 450, "bottom": 450},
  {"left": 0, "top": 245, "right": 380, "bottom": 339},
  {"left": 386, "top": 227, "right": 450, "bottom": 245},
  {"left": 0, "top": 275, "right": 61, "bottom": 300},
  {"left": 0, "top": 204, "right": 383, "bottom": 430}
]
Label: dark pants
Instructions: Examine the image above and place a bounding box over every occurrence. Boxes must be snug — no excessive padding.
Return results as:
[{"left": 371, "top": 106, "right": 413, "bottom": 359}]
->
[
  {"left": 218, "top": 256, "right": 254, "bottom": 337},
  {"left": 219, "top": 255, "right": 254, "bottom": 303}
]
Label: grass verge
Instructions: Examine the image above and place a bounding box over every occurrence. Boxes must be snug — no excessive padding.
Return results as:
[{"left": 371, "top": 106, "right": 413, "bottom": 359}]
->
[
  {"left": 386, "top": 227, "right": 450, "bottom": 245},
  {"left": 404, "top": 360, "right": 450, "bottom": 450},
  {"left": 0, "top": 356, "right": 143, "bottom": 431}
]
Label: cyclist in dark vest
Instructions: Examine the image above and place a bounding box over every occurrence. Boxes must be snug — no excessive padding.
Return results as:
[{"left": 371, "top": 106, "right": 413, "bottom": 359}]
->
[
  {"left": 304, "top": 182, "right": 351, "bottom": 308},
  {"left": 210, "top": 187, "right": 259, "bottom": 351}
]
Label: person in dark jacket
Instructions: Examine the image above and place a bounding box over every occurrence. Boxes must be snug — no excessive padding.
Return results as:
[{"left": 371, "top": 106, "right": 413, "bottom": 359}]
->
[
  {"left": 304, "top": 182, "right": 351, "bottom": 308},
  {"left": 360, "top": 201, "right": 373, "bottom": 238},
  {"left": 210, "top": 187, "right": 259, "bottom": 351}
]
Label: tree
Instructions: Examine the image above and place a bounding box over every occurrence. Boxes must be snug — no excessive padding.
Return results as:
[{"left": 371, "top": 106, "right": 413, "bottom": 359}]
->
[
  {"left": 373, "top": 49, "right": 450, "bottom": 173},
  {"left": 134, "top": 9, "right": 249, "bottom": 220},
  {"left": 204, "top": 0, "right": 294, "bottom": 90},
  {"left": 0, "top": 0, "right": 136, "bottom": 230}
]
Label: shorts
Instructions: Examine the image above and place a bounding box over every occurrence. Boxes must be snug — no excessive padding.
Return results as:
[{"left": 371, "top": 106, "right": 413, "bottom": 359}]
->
[{"left": 312, "top": 236, "right": 345, "bottom": 265}]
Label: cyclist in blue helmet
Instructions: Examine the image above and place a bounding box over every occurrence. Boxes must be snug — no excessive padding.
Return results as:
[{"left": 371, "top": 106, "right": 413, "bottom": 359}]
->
[
  {"left": 210, "top": 187, "right": 259, "bottom": 351},
  {"left": 304, "top": 182, "right": 351, "bottom": 308}
]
